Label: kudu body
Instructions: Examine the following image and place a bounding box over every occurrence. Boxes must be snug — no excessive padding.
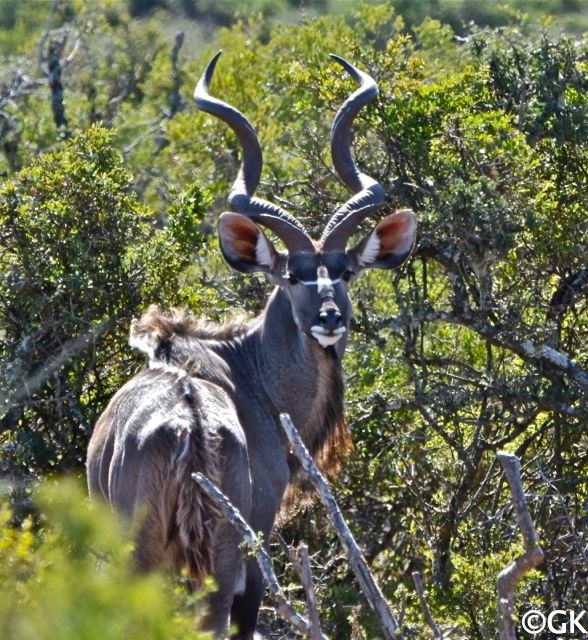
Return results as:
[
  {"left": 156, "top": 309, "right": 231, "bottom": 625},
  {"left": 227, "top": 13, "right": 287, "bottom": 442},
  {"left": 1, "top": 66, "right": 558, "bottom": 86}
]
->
[{"left": 86, "top": 52, "right": 416, "bottom": 639}]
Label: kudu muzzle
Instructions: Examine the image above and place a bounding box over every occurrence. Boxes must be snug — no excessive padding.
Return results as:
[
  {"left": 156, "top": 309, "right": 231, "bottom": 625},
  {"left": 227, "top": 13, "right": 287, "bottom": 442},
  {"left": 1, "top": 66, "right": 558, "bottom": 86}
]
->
[{"left": 312, "top": 266, "right": 345, "bottom": 343}]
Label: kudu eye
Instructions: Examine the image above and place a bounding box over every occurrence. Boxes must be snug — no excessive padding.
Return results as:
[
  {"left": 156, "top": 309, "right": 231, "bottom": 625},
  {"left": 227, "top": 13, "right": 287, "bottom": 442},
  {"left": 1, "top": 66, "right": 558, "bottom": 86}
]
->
[
  {"left": 285, "top": 271, "right": 299, "bottom": 285},
  {"left": 342, "top": 269, "right": 355, "bottom": 283}
]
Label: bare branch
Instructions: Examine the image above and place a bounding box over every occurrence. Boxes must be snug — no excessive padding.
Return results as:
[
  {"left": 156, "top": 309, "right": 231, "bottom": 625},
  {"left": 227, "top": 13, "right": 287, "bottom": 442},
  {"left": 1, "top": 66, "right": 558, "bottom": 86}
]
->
[
  {"left": 122, "top": 121, "right": 162, "bottom": 157},
  {"left": 290, "top": 544, "right": 324, "bottom": 638},
  {"left": 169, "top": 31, "right": 185, "bottom": 117},
  {"left": 122, "top": 31, "right": 186, "bottom": 158},
  {"left": 192, "top": 472, "right": 329, "bottom": 640},
  {"left": 280, "top": 413, "right": 402, "bottom": 640},
  {"left": 536, "top": 464, "right": 588, "bottom": 565},
  {"left": 64, "top": 36, "right": 81, "bottom": 67},
  {"left": 37, "top": 0, "right": 59, "bottom": 76},
  {"left": 496, "top": 453, "right": 545, "bottom": 640},
  {"left": 46, "top": 36, "right": 69, "bottom": 130},
  {"left": 407, "top": 305, "right": 588, "bottom": 393},
  {"left": 548, "top": 269, "right": 588, "bottom": 326},
  {"left": 412, "top": 572, "right": 444, "bottom": 639}
]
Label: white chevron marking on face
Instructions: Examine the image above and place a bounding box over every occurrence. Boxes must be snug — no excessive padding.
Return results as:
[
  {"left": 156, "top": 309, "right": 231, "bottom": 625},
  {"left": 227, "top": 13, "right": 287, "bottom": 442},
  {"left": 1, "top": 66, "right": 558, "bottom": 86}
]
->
[
  {"left": 300, "top": 277, "right": 341, "bottom": 287},
  {"left": 301, "top": 265, "right": 339, "bottom": 288}
]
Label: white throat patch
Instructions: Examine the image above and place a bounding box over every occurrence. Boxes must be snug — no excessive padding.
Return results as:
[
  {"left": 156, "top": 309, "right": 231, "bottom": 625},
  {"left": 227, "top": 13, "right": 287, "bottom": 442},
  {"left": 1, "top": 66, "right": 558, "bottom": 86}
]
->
[{"left": 310, "top": 325, "right": 346, "bottom": 348}]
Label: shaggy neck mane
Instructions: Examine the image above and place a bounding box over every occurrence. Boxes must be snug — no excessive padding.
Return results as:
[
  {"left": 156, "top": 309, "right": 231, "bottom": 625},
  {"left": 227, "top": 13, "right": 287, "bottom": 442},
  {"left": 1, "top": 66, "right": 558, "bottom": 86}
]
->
[
  {"left": 129, "top": 305, "right": 249, "bottom": 384},
  {"left": 133, "top": 304, "right": 250, "bottom": 342}
]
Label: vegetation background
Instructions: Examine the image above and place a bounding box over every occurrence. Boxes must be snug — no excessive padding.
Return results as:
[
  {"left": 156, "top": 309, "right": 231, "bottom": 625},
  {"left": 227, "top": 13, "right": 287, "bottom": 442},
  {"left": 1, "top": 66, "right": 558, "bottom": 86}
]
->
[{"left": 0, "top": 0, "right": 586, "bottom": 638}]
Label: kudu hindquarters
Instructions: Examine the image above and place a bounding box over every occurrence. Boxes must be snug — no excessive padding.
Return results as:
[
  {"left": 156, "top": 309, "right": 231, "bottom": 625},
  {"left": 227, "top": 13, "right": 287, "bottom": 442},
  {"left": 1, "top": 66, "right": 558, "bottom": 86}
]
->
[{"left": 87, "top": 52, "right": 417, "bottom": 639}]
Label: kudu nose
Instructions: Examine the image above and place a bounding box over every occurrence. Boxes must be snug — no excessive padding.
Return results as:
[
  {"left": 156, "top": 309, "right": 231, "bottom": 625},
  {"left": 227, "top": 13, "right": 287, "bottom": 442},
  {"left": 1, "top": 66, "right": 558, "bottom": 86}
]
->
[{"left": 319, "top": 304, "right": 343, "bottom": 333}]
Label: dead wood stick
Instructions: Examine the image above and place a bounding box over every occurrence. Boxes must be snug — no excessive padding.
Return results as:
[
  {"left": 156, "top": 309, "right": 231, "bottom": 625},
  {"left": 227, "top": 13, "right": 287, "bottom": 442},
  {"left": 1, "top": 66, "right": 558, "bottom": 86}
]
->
[
  {"left": 290, "top": 543, "right": 323, "bottom": 637},
  {"left": 412, "top": 572, "right": 444, "bottom": 639},
  {"left": 192, "top": 472, "right": 329, "bottom": 640},
  {"left": 496, "top": 453, "right": 544, "bottom": 640},
  {"left": 280, "top": 413, "right": 402, "bottom": 640},
  {"left": 46, "top": 36, "right": 68, "bottom": 130}
]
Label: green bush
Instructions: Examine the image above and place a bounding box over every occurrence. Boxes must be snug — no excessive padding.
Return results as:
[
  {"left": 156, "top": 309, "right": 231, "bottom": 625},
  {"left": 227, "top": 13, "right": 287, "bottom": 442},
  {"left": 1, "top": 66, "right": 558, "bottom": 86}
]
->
[
  {"left": 0, "top": 479, "right": 211, "bottom": 639},
  {"left": 0, "top": 126, "right": 211, "bottom": 475}
]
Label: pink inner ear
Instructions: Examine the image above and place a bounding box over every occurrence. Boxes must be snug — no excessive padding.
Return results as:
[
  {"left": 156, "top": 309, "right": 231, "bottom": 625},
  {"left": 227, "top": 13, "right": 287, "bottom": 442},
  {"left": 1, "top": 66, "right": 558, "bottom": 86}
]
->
[
  {"left": 376, "top": 211, "right": 415, "bottom": 257},
  {"left": 221, "top": 214, "right": 260, "bottom": 263}
]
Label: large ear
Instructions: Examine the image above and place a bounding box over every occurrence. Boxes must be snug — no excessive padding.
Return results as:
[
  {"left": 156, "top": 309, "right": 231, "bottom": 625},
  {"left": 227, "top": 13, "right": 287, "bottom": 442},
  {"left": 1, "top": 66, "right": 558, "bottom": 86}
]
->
[
  {"left": 349, "top": 208, "right": 417, "bottom": 272},
  {"left": 218, "top": 212, "right": 278, "bottom": 273}
]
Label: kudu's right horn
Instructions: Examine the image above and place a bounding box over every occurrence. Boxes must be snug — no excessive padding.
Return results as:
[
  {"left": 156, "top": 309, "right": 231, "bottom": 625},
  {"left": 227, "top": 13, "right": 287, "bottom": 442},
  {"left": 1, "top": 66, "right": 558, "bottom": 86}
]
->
[
  {"left": 194, "top": 50, "right": 314, "bottom": 253},
  {"left": 321, "top": 55, "right": 387, "bottom": 251}
]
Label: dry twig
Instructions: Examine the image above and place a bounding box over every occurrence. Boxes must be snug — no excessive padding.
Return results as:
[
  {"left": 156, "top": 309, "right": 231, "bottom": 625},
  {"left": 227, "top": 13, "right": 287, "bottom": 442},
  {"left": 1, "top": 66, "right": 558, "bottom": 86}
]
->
[
  {"left": 280, "top": 413, "right": 402, "bottom": 640},
  {"left": 192, "top": 472, "right": 329, "bottom": 640},
  {"left": 290, "top": 544, "right": 324, "bottom": 638},
  {"left": 496, "top": 452, "right": 544, "bottom": 640},
  {"left": 412, "top": 572, "right": 444, "bottom": 639}
]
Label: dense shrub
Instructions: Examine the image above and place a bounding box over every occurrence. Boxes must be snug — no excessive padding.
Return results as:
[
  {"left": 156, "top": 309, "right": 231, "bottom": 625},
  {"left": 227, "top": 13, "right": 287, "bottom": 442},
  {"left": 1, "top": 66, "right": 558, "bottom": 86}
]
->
[
  {"left": 0, "top": 479, "right": 210, "bottom": 639},
  {"left": 0, "top": 126, "right": 211, "bottom": 476}
]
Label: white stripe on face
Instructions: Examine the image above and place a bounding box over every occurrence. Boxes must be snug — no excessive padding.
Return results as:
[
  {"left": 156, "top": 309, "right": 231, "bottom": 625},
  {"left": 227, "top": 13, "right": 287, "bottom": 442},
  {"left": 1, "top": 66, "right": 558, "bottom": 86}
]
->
[
  {"left": 300, "top": 276, "right": 341, "bottom": 287},
  {"left": 301, "top": 266, "right": 339, "bottom": 288},
  {"left": 283, "top": 263, "right": 347, "bottom": 287}
]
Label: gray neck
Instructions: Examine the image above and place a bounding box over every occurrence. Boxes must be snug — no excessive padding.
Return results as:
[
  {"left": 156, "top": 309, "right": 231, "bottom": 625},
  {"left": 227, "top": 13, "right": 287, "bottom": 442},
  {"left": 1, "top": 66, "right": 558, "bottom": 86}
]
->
[{"left": 242, "top": 287, "right": 345, "bottom": 455}]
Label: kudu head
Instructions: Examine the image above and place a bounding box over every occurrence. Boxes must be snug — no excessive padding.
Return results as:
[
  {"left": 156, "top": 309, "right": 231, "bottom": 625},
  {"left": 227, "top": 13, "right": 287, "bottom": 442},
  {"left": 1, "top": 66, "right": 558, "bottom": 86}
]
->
[{"left": 195, "top": 52, "right": 417, "bottom": 352}]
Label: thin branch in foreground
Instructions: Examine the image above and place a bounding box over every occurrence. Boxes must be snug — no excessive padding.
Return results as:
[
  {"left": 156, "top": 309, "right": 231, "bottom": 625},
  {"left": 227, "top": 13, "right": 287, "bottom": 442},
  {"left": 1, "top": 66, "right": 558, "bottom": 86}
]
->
[
  {"left": 192, "top": 472, "right": 329, "bottom": 640},
  {"left": 279, "top": 413, "right": 402, "bottom": 640},
  {"left": 496, "top": 453, "right": 545, "bottom": 640}
]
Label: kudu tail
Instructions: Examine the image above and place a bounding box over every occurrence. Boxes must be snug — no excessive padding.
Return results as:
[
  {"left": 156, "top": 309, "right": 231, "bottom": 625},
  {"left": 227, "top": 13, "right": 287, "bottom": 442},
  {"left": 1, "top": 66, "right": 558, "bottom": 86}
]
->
[{"left": 174, "top": 423, "right": 221, "bottom": 588}]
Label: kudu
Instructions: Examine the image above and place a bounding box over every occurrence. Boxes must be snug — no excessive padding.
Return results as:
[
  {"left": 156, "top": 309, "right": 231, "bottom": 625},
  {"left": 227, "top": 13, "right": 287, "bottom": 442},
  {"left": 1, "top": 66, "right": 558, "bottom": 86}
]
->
[{"left": 86, "top": 52, "right": 417, "bottom": 639}]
